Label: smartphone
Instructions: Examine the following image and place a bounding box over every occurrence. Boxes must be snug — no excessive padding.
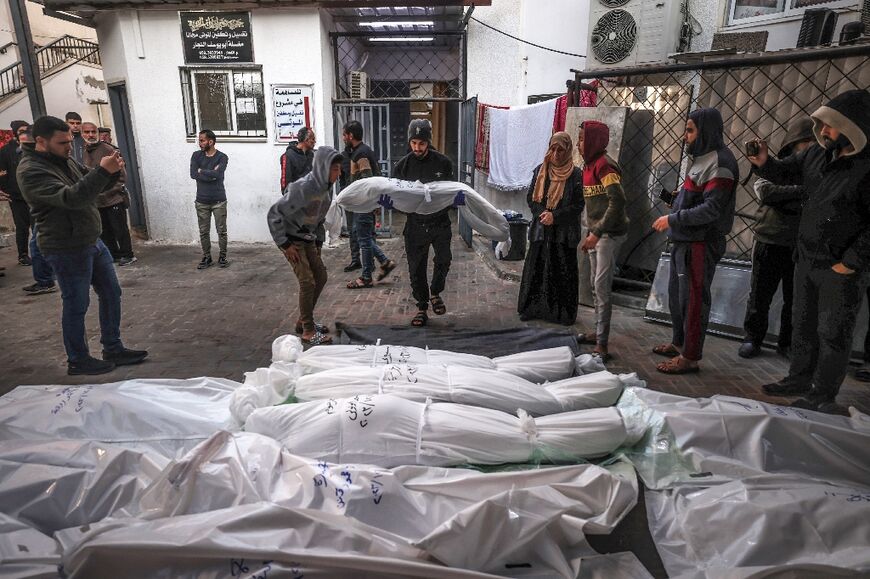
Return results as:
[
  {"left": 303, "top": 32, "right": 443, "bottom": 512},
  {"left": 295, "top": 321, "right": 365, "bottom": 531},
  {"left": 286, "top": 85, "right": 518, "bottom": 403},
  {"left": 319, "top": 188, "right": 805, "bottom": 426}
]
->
[
  {"left": 745, "top": 140, "right": 761, "bottom": 157},
  {"left": 658, "top": 188, "right": 675, "bottom": 206}
]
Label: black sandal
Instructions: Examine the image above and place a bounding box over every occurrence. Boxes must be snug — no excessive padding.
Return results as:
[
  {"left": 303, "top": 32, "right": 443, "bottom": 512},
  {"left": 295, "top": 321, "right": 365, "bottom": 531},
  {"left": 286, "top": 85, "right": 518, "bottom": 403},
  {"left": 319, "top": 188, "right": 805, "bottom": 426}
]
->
[
  {"left": 376, "top": 260, "right": 397, "bottom": 281},
  {"left": 301, "top": 331, "right": 333, "bottom": 346},
  {"left": 347, "top": 277, "right": 373, "bottom": 289},
  {"left": 430, "top": 295, "right": 447, "bottom": 316},
  {"left": 295, "top": 322, "right": 329, "bottom": 335},
  {"left": 411, "top": 311, "right": 428, "bottom": 327}
]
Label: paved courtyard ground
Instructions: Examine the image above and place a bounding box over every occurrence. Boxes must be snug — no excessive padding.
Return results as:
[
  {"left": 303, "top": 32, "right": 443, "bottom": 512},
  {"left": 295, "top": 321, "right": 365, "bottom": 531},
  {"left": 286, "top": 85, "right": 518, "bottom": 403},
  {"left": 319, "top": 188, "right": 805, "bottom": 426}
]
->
[{"left": 1, "top": 228, "right": 868, "bottom": 414}]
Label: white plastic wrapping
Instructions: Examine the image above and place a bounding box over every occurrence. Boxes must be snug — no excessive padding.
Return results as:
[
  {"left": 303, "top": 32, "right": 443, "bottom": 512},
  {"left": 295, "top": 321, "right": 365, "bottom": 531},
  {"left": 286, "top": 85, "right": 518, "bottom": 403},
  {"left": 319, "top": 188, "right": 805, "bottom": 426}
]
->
[
  {"left": 618, "top": 388, "right": 870, "bottom": 489},
  {"left": 0, "top": 378, "right": 240, "bottom": 460},
  {"left": 0, "top": 440, "right": 166, "bottom": 534},
  {"left": 245, "top": 394, "right": 640, "bottom": 467},
  {"left": 56, "top": 502, "right": 498, "bottom": 579},
  {"left": 646, "top": 475, "right": 870, "bottom": 578},
  {"left": 294, "top": 366, "right": 639, "bottom": 415},
  {"left": 336, "top": 176, "right": 509, "bottom": 241},
  {"left": 272, "top": 334, "right": 598, "bottom": 382},
  {"left": 133, "top": 430, "right": 638, "bottom": 576},
  {"left": 230, "top": 361, "right": 299, "bottom": 425},
  {"left": 0, "top": 513, "right": 60, "bottom": 579}
]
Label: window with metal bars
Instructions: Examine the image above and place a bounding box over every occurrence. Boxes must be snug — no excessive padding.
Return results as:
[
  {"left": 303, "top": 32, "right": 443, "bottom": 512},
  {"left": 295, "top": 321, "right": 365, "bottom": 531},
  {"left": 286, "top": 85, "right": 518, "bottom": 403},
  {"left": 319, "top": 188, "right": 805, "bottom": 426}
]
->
[{"left": 180, "top": 67, "right": 267, "bottom": 138}]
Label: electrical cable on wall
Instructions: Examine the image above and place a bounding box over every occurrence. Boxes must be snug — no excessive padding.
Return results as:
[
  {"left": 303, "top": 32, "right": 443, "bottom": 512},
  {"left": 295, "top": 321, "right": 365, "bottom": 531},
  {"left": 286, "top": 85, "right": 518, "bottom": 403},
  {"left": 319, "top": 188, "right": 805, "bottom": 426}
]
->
[{"left": 468, "top": 15, "right": 586, "bottom": 59}]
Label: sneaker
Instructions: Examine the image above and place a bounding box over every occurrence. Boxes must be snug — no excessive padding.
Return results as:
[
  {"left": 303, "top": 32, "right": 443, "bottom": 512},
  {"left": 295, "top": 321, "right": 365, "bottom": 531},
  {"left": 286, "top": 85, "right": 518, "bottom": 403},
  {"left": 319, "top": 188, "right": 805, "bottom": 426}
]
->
[
  {"left": 102, "top": 348, "right": 149, "bottom": 366},
  {"left": 762, "top": 379, "right": 812, "bottom": 396},
  {"left": 218, "top": 256, "right": 230, "bottom": 268},
  {"left": 117, "top": 256, "right": 138, "bottom": 267},
  {"left": 790, "top": 395, "right": 844, "bottom": 414},
  {"left": 18, "top": 255, "right": 31, "bottom": 266},
  {"left": 197, "top": 256, "right": 213, "bottom": 269},
  {"left": 68, "top": 356, "right": 116, "bottom": 376},
  {"left": 22, "top": 283, "right": 57, "bottom": 295},
  {"left": 738, "top": 341, "right": 761, "bottom": 359},
  {"left": 343, "top": 261, "right": 362, "bottom": 272}
]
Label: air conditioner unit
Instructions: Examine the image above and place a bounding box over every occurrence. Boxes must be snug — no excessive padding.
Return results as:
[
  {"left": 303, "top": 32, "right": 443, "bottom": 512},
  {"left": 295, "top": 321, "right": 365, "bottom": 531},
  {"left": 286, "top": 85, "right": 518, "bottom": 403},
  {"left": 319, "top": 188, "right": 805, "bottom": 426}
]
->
[
  {"left": 796, "top": 8, "right": 838, "bottom": 48},
  {"left": 349, "top": 70, "right": 369, "bottom": 99},
  {"left": 586, "top": 0, "right": 683, "bottom": 70},
  {"left": 863, "top": 0, "right": 870, "bottom": 35}
]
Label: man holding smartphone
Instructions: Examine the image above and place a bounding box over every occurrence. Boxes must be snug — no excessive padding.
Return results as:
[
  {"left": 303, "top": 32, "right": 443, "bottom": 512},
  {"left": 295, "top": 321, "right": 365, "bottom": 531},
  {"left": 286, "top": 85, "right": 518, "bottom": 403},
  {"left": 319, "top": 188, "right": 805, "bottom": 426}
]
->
[
  {"left": 18, "top": 116, "right": 148, "bottom": 375},
  {"left": 749, "top": 90, "right": 870, "bottom": 413}
]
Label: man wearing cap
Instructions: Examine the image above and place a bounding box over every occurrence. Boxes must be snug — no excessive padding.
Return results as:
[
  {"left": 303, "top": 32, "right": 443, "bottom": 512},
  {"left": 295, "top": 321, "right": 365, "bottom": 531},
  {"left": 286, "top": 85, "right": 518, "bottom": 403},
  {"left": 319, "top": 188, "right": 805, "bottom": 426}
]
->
[
  {"left": 750, "top": 89, "right": 870, "bottom": 413},
  {"left": 738, "top": 117, "right": 814, "bottom": 360},
  {"left": 392, "top": 119, "right": 455, "bottom": 327}
]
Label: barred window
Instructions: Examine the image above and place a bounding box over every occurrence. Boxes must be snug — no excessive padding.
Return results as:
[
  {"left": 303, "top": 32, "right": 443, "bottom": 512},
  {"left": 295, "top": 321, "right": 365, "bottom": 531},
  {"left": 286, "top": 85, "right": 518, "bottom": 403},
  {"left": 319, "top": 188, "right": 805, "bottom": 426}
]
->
[{"left": 180, "top": 67, "right": 266, "bottom": 138}]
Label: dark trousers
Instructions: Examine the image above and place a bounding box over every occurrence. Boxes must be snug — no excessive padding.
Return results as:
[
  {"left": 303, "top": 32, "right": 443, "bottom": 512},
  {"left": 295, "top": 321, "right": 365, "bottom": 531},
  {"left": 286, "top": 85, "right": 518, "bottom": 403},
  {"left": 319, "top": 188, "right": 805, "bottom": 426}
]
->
[
  {"left": 42, "top": 239, "right": 123, "bottom": 363},
  {"left": 30, "top": 224, "right": 54, "bottom": 287},
  {"left": 668, "top": 238, "right": 725, "bottom": 361},
  {"left": 9, "top": 199, "right": 31, "bottom": 258},
  {"left": 404, "top": 218, "right": 452, "bottom": 311},
  {"left": 99, "top": 203, "right": 134, "bottom": 259},
  {"left": 787, "top": 260, "right": 869, "bottom": 398},
  {"left": 347, "top": 210, "right": 360, "bottom": 264},
  {"left": 864, "top": 286, "right": 870, "bottom": 363},
  {"left": 743, "top": 241, "right": 794, "bottom": 348},
  {"left": 289, "top": 241, "right": 328, "bottom": 333}
]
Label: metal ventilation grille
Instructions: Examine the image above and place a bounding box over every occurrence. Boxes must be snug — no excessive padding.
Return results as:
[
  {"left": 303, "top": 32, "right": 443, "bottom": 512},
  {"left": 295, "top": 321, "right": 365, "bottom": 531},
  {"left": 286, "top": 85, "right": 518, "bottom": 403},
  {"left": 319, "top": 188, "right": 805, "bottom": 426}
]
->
[
  {"left": 591, "top": 9, "right": 638, "bottom": 64},
  {"left": 599, "top": 0, "right": 631, "bottom": 7}
]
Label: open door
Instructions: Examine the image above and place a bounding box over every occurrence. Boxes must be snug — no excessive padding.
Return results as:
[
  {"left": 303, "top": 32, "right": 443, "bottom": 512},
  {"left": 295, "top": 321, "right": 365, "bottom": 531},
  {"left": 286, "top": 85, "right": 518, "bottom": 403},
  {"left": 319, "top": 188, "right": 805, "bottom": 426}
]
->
[{"left": 107, "top": 83, "right": 147, "bottom": 236}]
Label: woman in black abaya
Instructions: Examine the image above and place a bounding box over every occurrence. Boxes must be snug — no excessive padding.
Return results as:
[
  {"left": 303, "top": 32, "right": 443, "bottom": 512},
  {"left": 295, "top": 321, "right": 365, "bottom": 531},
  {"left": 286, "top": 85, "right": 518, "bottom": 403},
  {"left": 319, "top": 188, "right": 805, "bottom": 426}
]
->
[{"left": 517, "top": 131, "right": 584, "bottom": 325}]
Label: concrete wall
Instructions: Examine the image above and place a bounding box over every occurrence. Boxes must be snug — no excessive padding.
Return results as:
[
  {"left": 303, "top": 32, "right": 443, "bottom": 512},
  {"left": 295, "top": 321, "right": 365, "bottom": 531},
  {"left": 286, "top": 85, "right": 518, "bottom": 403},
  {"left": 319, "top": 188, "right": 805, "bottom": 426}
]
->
[
  {"left": 466, "top": 0, "right": 589, "bottom": 217},
  {"left": 0, "top": 63, "right": 109, "bottom": 128},
  {"left": 94, "top": 7, "right": 334, "bottom": 244}
]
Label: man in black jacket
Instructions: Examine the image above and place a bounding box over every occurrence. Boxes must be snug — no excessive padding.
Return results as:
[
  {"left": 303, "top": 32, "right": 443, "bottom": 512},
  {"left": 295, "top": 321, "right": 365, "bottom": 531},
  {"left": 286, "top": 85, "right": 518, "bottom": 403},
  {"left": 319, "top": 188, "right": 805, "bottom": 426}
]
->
[
  {"left": 280, "top": 127, "right": 315, "bottom": 191},
  {"left": 750, "top": 90, "right": 870, "bottom": 413},
  {"left": 393, "top": 119, "right": 455, "bottom": 327},
  {"left": 0, "top": 120, "right": 32, "bottom": 265},
  {"left": 739, "top": 117, "right": 814, "bottom": 359},
  {"left": 18, "top": 116, "right": 148, "bottom": 375}
]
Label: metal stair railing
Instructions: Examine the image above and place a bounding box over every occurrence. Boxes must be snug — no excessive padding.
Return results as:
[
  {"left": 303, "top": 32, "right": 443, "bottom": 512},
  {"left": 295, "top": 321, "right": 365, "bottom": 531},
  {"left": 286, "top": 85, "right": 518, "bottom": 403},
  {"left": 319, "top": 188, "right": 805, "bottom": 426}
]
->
[{"left": 0, "top": 35, "right": 100, "bottom": 100}]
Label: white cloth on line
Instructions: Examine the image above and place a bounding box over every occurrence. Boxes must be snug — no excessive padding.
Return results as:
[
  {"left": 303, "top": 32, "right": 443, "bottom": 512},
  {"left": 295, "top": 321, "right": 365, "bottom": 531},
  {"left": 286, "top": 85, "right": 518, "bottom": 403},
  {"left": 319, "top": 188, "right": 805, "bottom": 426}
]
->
[{"left": 487, "top": 98, "right": 560, "bottom": 191}]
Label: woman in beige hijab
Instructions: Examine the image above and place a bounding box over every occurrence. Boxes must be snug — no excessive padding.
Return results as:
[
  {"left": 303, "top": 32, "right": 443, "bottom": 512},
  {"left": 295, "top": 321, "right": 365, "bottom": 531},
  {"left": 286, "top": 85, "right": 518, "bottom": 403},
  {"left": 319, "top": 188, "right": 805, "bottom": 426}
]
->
[{"left": 517, "top": 131, "right": 585, "bottom": 325}]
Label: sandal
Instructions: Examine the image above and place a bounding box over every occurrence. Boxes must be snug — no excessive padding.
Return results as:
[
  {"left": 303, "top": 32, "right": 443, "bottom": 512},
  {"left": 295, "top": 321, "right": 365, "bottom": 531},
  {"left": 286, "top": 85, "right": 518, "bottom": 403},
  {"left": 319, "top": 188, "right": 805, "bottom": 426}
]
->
[
  {"left": 411, "top": 311, "right": 428, "bottom": 327},
  {"left": 376, "top": 259, "right": 397, "bottom": 282},
  {"left": 347, "top": 277, "right": 373, "bottom": 289},
  {"left": 592, "top": 348, "right": 612, "bottom": 363},
  {"left": 295, "top": 322, "right": 329, "bottom": 335},
  {"left": 301, "top": 331, "right": 333, "bottom": 346},
  {"left": 656, "top": 357, "right": 699, "bottom": 375},
  {"left": 430, "top": 295, "right": 447, "bottom": 316},
  {"left": 652, "top": 343, "right": 680, "bottom": 358}
]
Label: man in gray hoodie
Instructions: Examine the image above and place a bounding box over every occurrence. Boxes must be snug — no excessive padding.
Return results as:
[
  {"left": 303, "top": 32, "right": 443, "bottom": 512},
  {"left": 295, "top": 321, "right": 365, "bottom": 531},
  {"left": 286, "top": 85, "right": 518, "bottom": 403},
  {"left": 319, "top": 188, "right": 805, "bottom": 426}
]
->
[{"left": 268, "top": 146, "right": 342, "bottom": 345}]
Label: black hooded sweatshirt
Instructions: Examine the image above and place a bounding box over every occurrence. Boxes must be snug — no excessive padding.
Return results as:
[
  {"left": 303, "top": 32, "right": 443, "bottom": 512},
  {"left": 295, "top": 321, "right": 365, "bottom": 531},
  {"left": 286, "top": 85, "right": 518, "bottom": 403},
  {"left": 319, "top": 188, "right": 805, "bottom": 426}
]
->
[{"left": 757, "top": 90, "right": 870, "bottom": 272}]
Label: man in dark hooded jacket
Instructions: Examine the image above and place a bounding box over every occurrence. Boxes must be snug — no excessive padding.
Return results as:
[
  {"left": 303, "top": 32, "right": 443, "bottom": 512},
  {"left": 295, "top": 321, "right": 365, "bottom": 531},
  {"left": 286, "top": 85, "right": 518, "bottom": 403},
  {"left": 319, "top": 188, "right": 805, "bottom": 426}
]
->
[
  {"left": 739, "top": 117, "right": 814, "bottom": 359},
  {"left": 280, "top": 127, "right": 315, "bottom": 191},
  {"left": 652, "top": 107, "right": 738, "bottom": 375},
  {"left": 268, "top": 146, "right": 343, "bottom": 346},
  {"left": 750, "top": 89, "right": 870, "bottom": 413}
]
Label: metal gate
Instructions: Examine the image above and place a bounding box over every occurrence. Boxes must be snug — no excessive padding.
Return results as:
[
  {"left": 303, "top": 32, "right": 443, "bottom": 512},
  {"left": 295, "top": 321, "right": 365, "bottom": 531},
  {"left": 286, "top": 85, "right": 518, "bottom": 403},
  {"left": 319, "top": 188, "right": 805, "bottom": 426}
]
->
[
  {"left": 333, "top": 103, "right": 393, "bottom": 235},
  {"left": 457, "top": 96, "right": 477, "bottom": 248}
]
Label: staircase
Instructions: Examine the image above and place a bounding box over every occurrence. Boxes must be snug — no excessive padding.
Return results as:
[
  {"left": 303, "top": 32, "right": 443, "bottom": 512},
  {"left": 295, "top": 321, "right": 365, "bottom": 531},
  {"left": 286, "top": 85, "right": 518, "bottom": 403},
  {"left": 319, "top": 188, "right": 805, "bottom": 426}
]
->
[{"left": 0, "top": 35, "right": 100, "bottom": 102}]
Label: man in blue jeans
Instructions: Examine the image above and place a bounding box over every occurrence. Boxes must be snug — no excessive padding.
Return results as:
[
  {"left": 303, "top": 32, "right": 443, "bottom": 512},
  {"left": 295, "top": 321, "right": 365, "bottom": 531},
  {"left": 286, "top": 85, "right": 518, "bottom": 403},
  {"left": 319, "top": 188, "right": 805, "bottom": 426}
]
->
[
  {"left": 18, "top": 116, "right": 147, "bottom": 375},
  {"left": 342, "top": 120, "right": 395, "bottom": 289}
]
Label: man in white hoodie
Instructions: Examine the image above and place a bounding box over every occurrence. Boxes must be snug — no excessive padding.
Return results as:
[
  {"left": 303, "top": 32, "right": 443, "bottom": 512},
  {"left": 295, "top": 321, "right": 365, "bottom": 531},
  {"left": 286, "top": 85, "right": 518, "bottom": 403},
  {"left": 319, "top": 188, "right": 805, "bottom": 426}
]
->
[{"left": 268, "top": 146, "right": 342, "bottom": 346}]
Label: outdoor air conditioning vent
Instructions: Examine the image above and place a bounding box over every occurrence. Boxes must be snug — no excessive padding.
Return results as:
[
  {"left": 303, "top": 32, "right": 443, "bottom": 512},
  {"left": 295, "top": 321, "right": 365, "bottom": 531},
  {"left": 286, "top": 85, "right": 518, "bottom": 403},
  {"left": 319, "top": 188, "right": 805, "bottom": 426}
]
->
[
  {"left": 861, "top": 0, "right": 870, "bottom": 35},
  {"left": 349, "top": 70, "right": 369, "bottom": 99},
  {"left": 796, "top": 8, "right": 838, "bottom": 48},
  {"left": 586, "top": 0, "right": 682, "bottom": 70},
  {"left": 591, "top": 9, "right": 638, "bottom": 64}
]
